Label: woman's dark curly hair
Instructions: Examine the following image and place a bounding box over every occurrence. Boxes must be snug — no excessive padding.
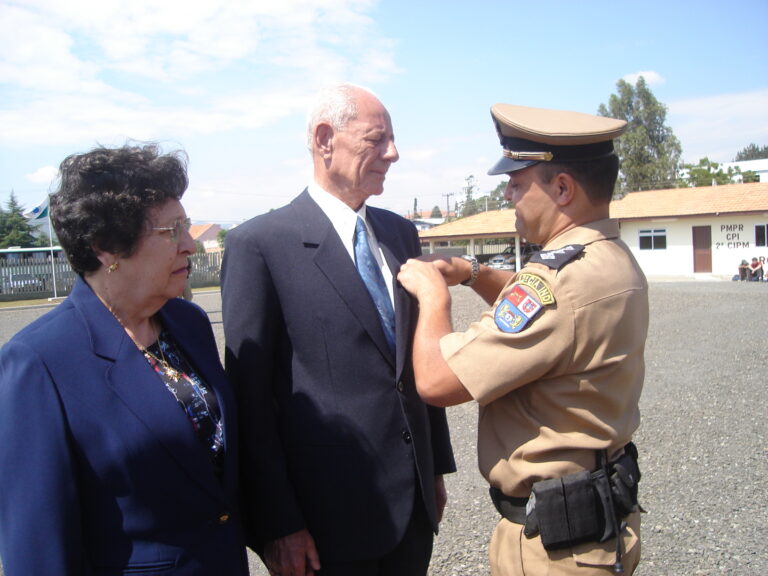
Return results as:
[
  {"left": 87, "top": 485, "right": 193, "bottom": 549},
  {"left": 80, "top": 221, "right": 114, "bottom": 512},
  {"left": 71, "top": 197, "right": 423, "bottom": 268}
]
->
[{"left": 50, "top": 143, "right": 188, "bottom": 275}]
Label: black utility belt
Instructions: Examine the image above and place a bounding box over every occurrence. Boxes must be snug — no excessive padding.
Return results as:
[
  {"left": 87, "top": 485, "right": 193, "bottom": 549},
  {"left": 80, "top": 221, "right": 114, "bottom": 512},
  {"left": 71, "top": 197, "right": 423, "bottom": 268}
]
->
[{"left": 490, "top": 443, "right": 642, "bottom": 552}]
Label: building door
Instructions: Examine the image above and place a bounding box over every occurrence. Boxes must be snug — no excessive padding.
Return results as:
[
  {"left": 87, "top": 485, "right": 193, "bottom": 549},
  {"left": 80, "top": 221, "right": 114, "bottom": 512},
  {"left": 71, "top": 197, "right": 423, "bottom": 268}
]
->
[{"left": 692, "top": 226, "right": 712, "bottom": 273}]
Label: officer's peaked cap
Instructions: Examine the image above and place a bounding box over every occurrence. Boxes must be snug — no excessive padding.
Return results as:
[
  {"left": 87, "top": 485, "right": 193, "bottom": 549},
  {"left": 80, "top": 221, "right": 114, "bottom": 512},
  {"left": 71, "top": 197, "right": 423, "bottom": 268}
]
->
[{"left": 488, "top": 103, "right": 627, "bottom": 176}]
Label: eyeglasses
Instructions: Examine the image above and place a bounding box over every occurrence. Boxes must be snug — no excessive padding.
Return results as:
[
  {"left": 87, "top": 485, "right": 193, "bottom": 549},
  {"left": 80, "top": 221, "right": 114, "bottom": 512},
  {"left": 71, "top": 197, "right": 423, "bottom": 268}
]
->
[{"left": 151, "top": 217, "right": 191, "bottom": 242}]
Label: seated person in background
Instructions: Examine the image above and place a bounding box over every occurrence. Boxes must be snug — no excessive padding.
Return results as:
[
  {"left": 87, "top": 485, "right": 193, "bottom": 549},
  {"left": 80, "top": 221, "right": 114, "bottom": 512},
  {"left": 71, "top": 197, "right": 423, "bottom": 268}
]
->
[
  {"left": 738, "top": 259, "right": 750, "bottom": 281},
  {"left": 748, "top": 257, "right": 764, "bottom": 281}
]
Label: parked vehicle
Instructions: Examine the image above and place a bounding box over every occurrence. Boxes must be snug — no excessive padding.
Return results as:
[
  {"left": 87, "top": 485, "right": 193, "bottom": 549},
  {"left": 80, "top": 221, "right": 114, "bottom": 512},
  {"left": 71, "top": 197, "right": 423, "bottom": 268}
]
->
[
  {"left": 488, "top": 254, "right": 516, "bottom": 271},
  {"left": 486, "top": 243, "right": 541, "bottom": 271},
  {"left": 6, "top": 273, "right": 46, "bottom": 294}
]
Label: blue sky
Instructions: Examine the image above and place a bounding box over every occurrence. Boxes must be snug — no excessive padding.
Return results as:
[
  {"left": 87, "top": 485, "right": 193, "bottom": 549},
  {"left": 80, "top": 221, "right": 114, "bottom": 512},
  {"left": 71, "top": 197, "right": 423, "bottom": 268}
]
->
[{"left": 2, "top": 0, "right": 767, "bottom": 225}]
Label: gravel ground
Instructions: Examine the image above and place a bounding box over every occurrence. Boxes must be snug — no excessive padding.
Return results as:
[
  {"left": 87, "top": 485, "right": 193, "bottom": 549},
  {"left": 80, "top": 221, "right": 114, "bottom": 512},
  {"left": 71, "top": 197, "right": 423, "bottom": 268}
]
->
[{"left": 1, "top": 281, "right": 766, "bottom": 575}]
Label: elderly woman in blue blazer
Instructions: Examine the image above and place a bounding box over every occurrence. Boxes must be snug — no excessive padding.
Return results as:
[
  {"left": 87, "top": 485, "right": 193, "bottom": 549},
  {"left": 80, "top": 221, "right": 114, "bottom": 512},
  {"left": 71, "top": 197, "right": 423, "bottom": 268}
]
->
[{"left": 0, "top": 144, "right": 249, "bottom": 575}]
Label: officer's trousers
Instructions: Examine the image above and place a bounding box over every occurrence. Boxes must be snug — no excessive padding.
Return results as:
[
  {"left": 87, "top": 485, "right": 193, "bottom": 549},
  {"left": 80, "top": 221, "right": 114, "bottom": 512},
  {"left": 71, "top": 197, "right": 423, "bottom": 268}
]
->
[{"left": 489, "top": 511, "right": 641, "bottom": 576}]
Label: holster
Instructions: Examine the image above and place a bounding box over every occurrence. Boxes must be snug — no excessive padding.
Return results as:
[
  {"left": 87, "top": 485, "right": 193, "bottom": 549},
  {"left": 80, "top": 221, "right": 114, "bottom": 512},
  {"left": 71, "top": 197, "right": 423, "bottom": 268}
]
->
[{"left": 523, "top": 443, "right": 642, "bottom": 551}]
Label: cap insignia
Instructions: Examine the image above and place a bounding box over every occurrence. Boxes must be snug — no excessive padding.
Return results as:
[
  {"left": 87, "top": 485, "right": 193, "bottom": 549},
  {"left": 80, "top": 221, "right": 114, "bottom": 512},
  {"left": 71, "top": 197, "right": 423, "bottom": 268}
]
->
[{"left": 503, "top": 150, "right": 554, "bottom": 162}]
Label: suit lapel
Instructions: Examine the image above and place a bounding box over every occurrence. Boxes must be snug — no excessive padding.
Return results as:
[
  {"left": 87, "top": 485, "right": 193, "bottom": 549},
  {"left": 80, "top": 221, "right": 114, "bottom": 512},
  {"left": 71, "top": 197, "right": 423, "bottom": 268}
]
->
[
  {"left": 70, "top": 279, "right": 226, "bottom": 504},
  {"left": 292, "top": 191, "right": 395, "bottom": 366},
  {"left": 368, "top": 209, "right": 413, "bottom": 378}
]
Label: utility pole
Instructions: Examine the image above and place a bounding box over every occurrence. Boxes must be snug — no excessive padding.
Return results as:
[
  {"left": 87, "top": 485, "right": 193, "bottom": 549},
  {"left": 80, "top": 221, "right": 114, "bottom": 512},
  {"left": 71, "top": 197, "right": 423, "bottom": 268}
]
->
[{"left": 442, "top": 192, "right": 454, "bottom": 219}]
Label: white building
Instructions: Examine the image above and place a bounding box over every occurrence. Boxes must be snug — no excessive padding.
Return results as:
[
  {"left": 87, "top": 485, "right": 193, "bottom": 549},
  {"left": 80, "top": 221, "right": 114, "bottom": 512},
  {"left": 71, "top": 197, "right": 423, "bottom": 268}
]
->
[
  {"left": 720, "top": 158, "right": 768, "bottom": 183},
  {"left": 418, "top": 182, "right": 768, "bottom": 280},
  {"left": 610, "top": 182, "right": 768, "bottom": 278},
  {"left": 189, "top": 223, "right": 223, "bottom": 253}
]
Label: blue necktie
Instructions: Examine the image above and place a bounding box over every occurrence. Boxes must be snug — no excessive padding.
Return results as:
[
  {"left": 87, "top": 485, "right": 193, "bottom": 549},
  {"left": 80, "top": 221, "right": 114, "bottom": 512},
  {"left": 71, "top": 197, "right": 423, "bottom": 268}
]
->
[{"left": 354, "top": 217, "right": 396, "bottom": 354}]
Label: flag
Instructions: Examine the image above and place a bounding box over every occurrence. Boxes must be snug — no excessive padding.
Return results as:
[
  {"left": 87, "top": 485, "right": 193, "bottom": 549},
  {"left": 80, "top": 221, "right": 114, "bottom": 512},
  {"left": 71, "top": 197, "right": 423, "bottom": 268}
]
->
[{"left": 23, "top": 196, "right": 49, "bottom": 220}]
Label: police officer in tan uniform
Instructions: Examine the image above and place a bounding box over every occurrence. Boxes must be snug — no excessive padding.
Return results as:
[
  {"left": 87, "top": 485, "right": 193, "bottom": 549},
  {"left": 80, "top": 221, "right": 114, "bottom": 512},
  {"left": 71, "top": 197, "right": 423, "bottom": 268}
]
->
[{"left": 398, "top": 103, "right": 648, "bottom": 575}]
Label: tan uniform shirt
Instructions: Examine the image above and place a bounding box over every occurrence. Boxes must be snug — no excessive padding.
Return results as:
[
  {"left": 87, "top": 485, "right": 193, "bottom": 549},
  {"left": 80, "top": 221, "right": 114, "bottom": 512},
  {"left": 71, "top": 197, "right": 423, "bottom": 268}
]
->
[{"left": 441, "top": 218, "right": 648, "bottom": 498}]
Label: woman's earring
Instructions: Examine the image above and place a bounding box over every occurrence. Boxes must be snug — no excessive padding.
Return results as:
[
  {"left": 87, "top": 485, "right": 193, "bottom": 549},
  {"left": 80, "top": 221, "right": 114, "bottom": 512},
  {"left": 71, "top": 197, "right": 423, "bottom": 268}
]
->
[{"left": 107, "top": 262, "right": 119, "bottom": 273}]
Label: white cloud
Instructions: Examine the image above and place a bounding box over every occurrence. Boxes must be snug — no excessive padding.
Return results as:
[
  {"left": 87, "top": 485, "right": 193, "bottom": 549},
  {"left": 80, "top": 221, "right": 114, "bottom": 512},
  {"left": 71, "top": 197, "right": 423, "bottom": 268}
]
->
[
  {"left": 0, "top": 0, "right": 396, "bottom": 146},
  {"left": 0, "top": 4, "right": 109, "bottom": 95},
  {"left": 26, "top": 165, "right": 59, "bottom": 185},
  {"left": 668, "top": 89, "right": 768, "bottom": 163},
  {"left": 622, "top": 70, "right": 666, "bottom": 86}
]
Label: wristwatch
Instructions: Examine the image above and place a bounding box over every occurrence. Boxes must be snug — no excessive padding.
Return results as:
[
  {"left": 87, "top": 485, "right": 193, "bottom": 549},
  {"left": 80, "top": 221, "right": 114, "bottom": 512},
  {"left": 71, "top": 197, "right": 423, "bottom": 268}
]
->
[{"left": 460, "top": 254, "right": 479, "bottom": 287}]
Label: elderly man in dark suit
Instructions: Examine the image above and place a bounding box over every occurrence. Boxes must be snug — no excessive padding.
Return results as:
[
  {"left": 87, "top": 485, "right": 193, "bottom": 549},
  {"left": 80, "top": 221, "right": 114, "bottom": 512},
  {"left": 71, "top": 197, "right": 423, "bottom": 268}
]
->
[{"left": 221, "top": 83, "right": 456, "bottom": 576}]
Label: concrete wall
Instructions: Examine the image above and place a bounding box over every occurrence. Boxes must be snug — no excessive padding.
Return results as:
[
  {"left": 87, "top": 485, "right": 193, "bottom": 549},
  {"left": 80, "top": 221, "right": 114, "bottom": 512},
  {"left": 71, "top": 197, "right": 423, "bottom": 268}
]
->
[{"left": 620, "top": 215, "right": 768, "bottom": 278}]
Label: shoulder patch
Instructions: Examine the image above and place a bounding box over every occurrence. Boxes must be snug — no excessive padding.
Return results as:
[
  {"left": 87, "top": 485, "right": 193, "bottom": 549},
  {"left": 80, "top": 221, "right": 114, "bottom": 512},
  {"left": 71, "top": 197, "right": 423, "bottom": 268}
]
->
[
  {"left": 528, "top": 244, "right": 584, "bottom": 269},
  {"left": 516, "top": 273, "right": 555, "bottom": 305},
  {"left": 494, "top": 278, "right": 554, "bottom": 333}
]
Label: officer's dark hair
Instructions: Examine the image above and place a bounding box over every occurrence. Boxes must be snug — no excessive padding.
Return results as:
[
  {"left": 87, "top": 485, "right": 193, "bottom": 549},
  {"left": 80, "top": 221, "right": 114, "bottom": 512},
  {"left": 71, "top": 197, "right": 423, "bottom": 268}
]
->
[
  {"left": 537, "top": 154, "right": 619, "bottom": 204},
  {"left": 51, "top": 143, "right": 188, "bottom": 275}
]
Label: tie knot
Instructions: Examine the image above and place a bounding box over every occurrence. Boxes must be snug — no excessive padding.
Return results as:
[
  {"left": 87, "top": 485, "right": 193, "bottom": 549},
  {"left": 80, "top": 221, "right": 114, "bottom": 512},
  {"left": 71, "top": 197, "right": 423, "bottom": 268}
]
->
[{"left": 355, "top": 217, "right": 368, "bottom": 244}]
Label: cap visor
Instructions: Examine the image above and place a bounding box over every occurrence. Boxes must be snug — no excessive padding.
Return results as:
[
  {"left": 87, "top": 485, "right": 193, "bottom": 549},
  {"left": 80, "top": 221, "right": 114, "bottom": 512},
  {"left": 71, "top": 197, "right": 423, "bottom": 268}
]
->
[{"left": 487, "top": 156, "right": 538, "bottom": 176}]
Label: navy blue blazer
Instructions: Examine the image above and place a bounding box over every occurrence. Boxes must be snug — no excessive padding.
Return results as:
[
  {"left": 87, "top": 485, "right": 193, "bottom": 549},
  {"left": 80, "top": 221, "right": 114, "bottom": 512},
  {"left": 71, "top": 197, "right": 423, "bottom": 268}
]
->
[
  {"left": 0, "top": 279, "right": 248, "bottom": 575},
  {"left": 222, "top": 190, "right": 455, "bottom": 563}
]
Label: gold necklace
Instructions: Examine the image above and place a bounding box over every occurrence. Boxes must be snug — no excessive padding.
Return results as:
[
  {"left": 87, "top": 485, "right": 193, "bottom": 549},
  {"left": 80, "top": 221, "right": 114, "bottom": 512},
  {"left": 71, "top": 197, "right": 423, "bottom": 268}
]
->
[
  {"left": 109, "top": 307, "right": 181, "bottom": 382},
  {"left": 142, "top": 338, "right": 182, "bottom": 383}
]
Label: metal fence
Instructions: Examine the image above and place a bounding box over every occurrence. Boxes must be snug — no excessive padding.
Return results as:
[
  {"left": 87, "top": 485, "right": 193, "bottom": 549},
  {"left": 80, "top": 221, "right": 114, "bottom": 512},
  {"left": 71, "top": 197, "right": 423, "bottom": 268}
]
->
[{"left": 0, "top": 251, "right": 223, "bottom": 302}]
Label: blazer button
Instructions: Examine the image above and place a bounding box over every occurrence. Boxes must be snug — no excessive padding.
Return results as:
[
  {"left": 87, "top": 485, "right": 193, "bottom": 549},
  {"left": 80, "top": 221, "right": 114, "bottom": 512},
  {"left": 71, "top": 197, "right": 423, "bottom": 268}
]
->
[
  {"left": 218, "top": 513, "right": 230, "bottom": 524},
  {"left": 397, "top": 381, "right": 405, "bottom": 392},
  {"left": 402, "top": 430, "right": 412, "bottom": 443}
]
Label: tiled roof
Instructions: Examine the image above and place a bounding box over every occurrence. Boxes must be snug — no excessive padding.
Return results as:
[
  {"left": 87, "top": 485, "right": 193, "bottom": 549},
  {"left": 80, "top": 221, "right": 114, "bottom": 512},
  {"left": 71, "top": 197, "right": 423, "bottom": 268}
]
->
[
  {"left": 419, "top": 182, "right": 768, "bottom": 240},
  {"left": 189, "top": 223, "right": 216, "bottom": 241},
  {"left": 407, "top": 210, "right": 449, "bottom": 219},
  {"left": 418, "top": 209, "right": 518, "bottom": 239},
  {"left": 609, "top": 182, "right": 768, "bottom": 220}
]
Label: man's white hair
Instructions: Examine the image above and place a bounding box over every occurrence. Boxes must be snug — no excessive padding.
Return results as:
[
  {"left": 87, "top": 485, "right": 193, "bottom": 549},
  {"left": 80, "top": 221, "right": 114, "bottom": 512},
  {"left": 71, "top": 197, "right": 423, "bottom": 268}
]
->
[{"left": 306, "top": 83, "right": 378, "bottom": 151}]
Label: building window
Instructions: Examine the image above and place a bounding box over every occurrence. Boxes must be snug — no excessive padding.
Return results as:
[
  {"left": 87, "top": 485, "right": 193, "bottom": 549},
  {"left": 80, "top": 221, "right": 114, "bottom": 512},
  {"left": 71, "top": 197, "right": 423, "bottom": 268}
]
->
[
  {"left": 757, "top": 224, "right": 768, "bottom": 247},
  {"left": 639, "top": 229, "right": 667, "bottom": 250}
]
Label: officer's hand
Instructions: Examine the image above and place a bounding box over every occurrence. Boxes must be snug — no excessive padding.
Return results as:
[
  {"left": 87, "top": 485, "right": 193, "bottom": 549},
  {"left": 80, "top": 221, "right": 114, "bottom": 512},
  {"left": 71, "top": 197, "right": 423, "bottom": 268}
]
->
[
  {"left": 416, "top": 254, "right": 471, "bottom": 286},
  {"left": 398, "top": 259, "right": 450, "bottom": 304},
  {"left": 264, "top": 528, "right": 321, "bottom": 576}
]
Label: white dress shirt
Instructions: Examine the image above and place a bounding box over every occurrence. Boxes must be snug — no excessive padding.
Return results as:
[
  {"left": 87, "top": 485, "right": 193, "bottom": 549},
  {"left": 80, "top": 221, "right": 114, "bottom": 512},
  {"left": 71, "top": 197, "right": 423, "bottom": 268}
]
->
[{"left": 307, "top": 183, "right": 396, "bottom": 308}]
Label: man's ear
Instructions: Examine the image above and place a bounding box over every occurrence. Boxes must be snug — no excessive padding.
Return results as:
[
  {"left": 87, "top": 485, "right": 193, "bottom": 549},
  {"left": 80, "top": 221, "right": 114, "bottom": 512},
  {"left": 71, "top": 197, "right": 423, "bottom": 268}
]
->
[
  {"left": 553, "top": 172, "right": 577, "bottom": 206},
  {"left": 315, "top": 123, "right": 334, "bottom": 159}
]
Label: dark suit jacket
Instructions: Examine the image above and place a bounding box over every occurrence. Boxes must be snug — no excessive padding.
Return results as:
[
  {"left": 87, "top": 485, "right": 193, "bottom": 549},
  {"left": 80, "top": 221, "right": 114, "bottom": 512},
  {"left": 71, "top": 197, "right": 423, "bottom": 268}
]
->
[
  {"left": 222, "top": 190, "right": 455, "bottom": 562},
  {"left": 0, "top": 279, "right": 248, "bottom": 575}
]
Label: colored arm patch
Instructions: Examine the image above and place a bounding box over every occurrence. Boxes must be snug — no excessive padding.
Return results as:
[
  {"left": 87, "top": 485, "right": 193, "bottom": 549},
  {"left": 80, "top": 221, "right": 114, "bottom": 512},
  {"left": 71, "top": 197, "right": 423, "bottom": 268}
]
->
[{"left": 494, "top": 276, "right": 554, "bottom": 333}]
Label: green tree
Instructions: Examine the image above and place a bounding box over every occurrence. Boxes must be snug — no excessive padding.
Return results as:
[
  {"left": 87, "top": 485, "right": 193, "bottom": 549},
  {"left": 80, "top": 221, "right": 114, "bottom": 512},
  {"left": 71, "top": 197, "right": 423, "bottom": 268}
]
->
[
  {"left": 682, "top": 157, "right": 739, "bottom": 187},
  {"left": 0, "top": 192, "right": 39, "bottom": 248},
  {"left": 429, "top": 205, "right": 442, "bottom": 218},
  {"left": 217, "top": 228, "right": 228, "bottom": 249},
  {"left": 459, "top": 175, "right": 479, "bottom": 218},
  {"left": 734, "top": 143, "right": 768, "bottom": 161},
  {"left": 473, "top": 180, "right": 509, "bottom": 212},
  {"left": 488, "top": 179, "right": 510, "bottom": 210},
  {"left": 598, "top": 77, "right": 682, "bottom": 193},
  {"left": 742, "top": 171, "right": 759, "bottom": 183}
]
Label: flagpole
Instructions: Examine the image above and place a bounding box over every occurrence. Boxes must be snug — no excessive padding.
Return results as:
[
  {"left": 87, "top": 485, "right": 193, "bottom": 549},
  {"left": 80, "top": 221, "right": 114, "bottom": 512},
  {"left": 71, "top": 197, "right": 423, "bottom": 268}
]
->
[{"left": 45, "top": 194, "right": 58, "bottom": 298}]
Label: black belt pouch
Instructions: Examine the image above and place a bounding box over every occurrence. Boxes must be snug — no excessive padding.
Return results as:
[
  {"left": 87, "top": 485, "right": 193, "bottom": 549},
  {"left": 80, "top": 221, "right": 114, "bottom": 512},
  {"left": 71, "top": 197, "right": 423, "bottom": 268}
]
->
[
  {"left": 531, "top": 477, "right": 570, "bottom": 549},
  {"left": 532, "top": 471, "right": 603, "bottom": 550},
  {"left": 564, "top": 471, "right": 602, "bottom": 543}
]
